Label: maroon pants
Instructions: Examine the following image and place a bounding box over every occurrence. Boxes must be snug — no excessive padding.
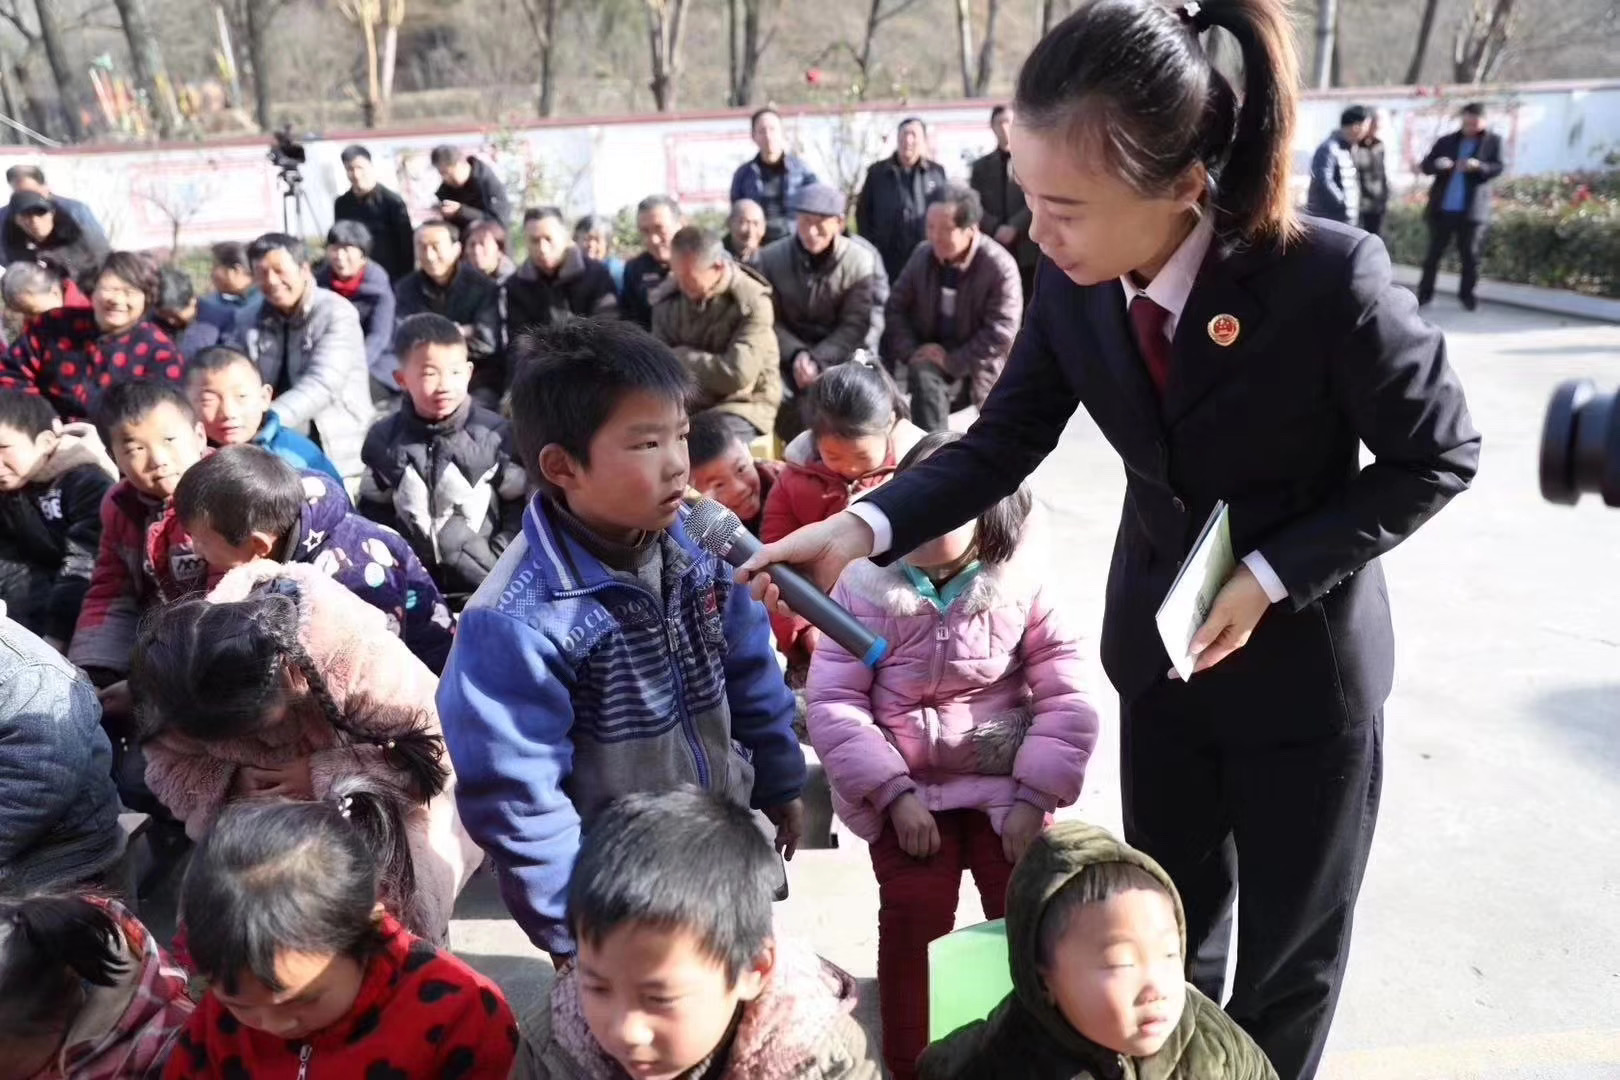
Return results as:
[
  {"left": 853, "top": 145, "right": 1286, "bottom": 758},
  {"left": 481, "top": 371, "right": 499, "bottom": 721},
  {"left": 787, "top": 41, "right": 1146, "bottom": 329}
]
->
[{"left": 868, "top": 809, "right": 1014, "bottom": 1080}]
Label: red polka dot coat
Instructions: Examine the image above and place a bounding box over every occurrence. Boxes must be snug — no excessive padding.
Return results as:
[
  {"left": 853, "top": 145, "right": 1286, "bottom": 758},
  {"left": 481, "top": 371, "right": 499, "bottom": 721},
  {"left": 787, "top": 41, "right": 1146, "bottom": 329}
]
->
[{"left": 0, "top": 308, "right": 182, "bottom": 421}]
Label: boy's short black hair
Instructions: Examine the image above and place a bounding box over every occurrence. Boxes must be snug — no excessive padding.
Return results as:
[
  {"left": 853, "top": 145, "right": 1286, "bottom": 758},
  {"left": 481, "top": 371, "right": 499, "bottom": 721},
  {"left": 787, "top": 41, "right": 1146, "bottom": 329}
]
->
[
  {"left": 96, "top": 379, "right": 196, "bottom": 438},
  {"left": 248, "top": 232, "right": 307, "bottom": 267},
  {"left": 173, "top": 444, "right": 303, "bottom": 548},
  {"left": 211, "top": 241, "right": 249, "bottom": 270},
  {"left": 186, "top": 344, "right": 260, "bottom": 383},
  {"left": 687, "top": 409, "right": 745, "bottom": 468},
  {"left": 394, "top": 312, "right": 466, "bottom": 364},
  {"left": 508, "top": 319, "right": 692, "bottom": 480},
  {"left": 569, "top": 788, "right": 776, "bottom": 984},
  {"left": 0, "top": 388, "right": 57, "bottom": 438},
  {"left": 1036, "top": 862, "right": 1176, "bottom": 970},
  {"left": 157, "top": 266, "right": 195, "bottom": 312}
]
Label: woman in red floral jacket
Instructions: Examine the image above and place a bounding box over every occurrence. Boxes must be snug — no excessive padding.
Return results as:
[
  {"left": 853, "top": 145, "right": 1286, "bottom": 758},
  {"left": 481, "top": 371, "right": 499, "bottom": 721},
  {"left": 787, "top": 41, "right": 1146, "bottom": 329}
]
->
[{"left": 0, "top": 251, "right": 183, "bottom": 422}]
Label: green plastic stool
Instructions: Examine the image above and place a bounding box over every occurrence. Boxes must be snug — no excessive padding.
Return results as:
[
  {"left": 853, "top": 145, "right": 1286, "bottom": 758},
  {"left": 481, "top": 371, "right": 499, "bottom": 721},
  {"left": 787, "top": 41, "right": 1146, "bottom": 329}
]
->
[{"left": 928, "top": 919, "right": 1013, "bottom": 1042}]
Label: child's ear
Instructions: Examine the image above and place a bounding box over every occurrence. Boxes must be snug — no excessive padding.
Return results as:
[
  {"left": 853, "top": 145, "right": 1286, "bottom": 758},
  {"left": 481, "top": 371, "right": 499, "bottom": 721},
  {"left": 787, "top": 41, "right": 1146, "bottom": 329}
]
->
[
  {"left": 392, "top": 369, "right": 407, "bottom": 390},
  {"left": 735, "top": 937, "right": 777, "bottom": 1003},
  {"left": 249, "top": 531, "right": 279, "bottom": 559},
  {"left": 258, "top": 384, "right": 274, "bottom": 409},
  {"left": 193, "top": 422, "right": 209, "bottom": 446},
  {"left": 538, "top": 443, "right": 583, "bottom": 492}
]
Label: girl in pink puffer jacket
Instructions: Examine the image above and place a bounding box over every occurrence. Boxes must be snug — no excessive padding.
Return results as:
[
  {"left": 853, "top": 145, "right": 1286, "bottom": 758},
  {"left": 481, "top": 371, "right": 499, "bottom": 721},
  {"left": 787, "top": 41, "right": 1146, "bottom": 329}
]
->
[{"left": 806, "top": 430, "right": 1099, "bottom": 1080}]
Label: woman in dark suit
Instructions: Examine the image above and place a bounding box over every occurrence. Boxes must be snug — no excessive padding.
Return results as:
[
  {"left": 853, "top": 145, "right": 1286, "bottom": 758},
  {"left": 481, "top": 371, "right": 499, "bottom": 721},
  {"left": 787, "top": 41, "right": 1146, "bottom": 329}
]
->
[{"left": 741, "top": 1, "right": 1481, "bottom": 1078}]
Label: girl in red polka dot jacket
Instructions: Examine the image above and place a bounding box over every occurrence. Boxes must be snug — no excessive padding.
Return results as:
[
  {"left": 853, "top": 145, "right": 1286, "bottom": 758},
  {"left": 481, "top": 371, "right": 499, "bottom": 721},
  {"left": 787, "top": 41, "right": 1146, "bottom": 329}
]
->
[
  {"left": 0, "top": 252, "right": 182, "bottom": 422},
  {"left": 164, "top": 780, "right": 519, "bottom": 1080}
]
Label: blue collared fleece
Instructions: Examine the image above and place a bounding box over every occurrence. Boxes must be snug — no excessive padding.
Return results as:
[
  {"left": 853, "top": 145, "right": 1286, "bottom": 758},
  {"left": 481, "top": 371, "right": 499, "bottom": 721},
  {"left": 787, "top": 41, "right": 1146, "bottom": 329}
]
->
[{"left": 437, "top": 496, "right": 805, "bottom": 954}]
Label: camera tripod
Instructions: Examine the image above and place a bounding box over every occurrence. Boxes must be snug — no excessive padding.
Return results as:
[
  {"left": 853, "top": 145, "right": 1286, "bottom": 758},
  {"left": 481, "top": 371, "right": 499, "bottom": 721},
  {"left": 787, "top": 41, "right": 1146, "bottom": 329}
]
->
[{"left": 277, "top": 165, "right": 323, "bottom": 239}]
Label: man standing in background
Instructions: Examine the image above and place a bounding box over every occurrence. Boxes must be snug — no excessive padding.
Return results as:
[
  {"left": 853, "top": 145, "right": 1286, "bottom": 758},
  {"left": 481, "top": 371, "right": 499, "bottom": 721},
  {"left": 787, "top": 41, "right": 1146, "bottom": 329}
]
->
[
  {"left": 857, "top": 117, "right": 947, "bottom": 284},
  {"left": 333, "top": 145, "right": 416, "bottom": 282},
  {"left": 970, "top": 104, "right": 1037, "bottom": 301},
  {"left": 1417, "top": 102, "right": 1504, "bottom": 312},
  {"left": 1307, "top": 105, "right": 1369, "bottom": 225},
  {"left": 1353, "top": 110, "right": 1390, "bottom": 237},
  {"left": 730, "top": 109, "right": 819, "bottom": 245},
  {"left": 621, "top": 195, "right": 682, "bottom": 329}
]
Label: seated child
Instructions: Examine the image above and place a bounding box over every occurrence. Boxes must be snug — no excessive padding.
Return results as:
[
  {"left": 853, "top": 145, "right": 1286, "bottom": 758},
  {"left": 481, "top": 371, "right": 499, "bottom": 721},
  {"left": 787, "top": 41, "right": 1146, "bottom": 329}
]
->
[
  {"left": 360, "top": 313, "right": 526, "bottom": 606},
  {"left": 68, "top": 380, "right": 210, "bottom": 726},
  {"left": 764, "top": 360, "right": 924, "bottom": 681},
  {"left": 166, "top": 784, "right": 516, "bottom": 1079},
  {"left": 194, "top": 239, "right": 262, "bottom": 339},
  {"left": 917, "top": 822, "right": 1278, "bottom": 1080},
  {"left": 186, "top": 344, "right": 342, "bottom": 484},
  {"left": 515, "top": 787, "right": 880, "bottom": 1080},
  {"left": 437, "top": 319, "right": 806, "bottom": 961},
  {"left": 808, "top": 430, "right": 1099, "bottom": 1080},
  {"left": 688, "top": 406, "right": 782, "bottom": 539},
  {"left": 173, "top": 444, "right": 454, "bottom": 673},
  {"left": 0, "top": 893, "right": 193, "bottom": 1080},
  {"left": 153, "top": 265, "right": 219, "bottom": 359},
  {"left": 130, "top": 561, "right": 481, "bottom": 943},
  {"left": 0, "top": 389, "right": 117, "bottom": 647}
]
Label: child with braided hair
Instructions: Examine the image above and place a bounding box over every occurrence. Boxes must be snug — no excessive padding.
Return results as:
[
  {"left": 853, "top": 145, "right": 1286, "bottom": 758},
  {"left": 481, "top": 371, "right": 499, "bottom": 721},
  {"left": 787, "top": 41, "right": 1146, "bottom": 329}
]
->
[{"left": 129, "top": 560, "right": 482, "bottom": 944}]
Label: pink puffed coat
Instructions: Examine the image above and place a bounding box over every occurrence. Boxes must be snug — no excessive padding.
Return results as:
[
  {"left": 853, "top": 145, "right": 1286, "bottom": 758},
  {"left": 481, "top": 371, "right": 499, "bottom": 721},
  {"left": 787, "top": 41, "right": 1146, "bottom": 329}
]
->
[
  {"left": 142, "top": 561, "right": 481, "bottom": 943},
  {"left": 805, "top": 540, "right": 1099, "bottom": 844}
]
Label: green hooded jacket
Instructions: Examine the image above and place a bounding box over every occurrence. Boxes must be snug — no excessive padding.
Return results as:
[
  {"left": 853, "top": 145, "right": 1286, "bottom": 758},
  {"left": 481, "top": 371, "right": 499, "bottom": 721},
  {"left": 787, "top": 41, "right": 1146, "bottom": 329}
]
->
[{"left": 918, "top": 823, "right": 1278, "bottom": 1080}]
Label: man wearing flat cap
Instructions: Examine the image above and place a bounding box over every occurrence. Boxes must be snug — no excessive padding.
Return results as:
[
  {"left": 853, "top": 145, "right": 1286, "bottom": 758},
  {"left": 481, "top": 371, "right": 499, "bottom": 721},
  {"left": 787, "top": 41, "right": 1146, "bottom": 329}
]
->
[{"left": 755, "top": 183, "right": 886, "bottom": 442}]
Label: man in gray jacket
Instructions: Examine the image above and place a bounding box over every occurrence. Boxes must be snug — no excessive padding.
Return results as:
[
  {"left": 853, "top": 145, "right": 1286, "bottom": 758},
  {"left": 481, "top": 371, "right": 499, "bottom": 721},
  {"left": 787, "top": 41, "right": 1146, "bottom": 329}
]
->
[
  {"left": 884, "top": 183, "right": 1022, "bottom": 431},
  {"left": 244, "top": 233, "right": 372, "bottom": 488},
  {"left": 0, "top": 615, "right": 123, "bottom": 895},
  {"left": 755, "top": 184, "right": 883, "bottom": 442}
]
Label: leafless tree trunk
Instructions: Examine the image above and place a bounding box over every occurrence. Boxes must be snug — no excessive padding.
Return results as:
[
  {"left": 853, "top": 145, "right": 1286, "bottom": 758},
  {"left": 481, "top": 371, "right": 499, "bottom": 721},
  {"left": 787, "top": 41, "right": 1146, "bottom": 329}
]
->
[
  {"left": 645, "top": 0, "right": 690, "bottom": 112},
  {"left": 955, "top": 0, "right": 975, "bottom": 96},
  {"left": 729, "top": 0, "right": 771, "bottom": 107},
  {"left": 213, "top": 3, "right": 243, "bottom": 105},
  {"left": 244, "top": 0, "right": 272, "bottom": 130},
  {"left": 112, "top": 0, "right": 182, "bottom": 137},
  {"left": 974, "top": 0, "right": 999, "bottom": 96},
  {"left": 0, "top": 60, "right": 21, "bottom": 143},
  {"left": 31, "top": 0, "right": 84, "bottom": 140},
  {"left": 379, "top": 0, "right": 405, "bottom": 125},
  {"left": 519, "top": 0, "right": 562, "bottom": 117},
  {"left": 845, "top": 0, "right": 925, "bottom": 98},
  {"left": 728, "top": 0, "right": 739, "bottom": 102},
  {"left": 1453, "top": 0, "right": 1516, "bottom": 83},
  {"left": 1404, "top": 0, "right": 1441, "bottom": 83},
  {"left": 1312, "top": 0, "right": 1337, "bottom": 88},
  {"left": 1040, "top": 0, "right": 1063, "bottom": 34},
  {"left": 337, "top": 1, "right": 382, "bottom": 127}
]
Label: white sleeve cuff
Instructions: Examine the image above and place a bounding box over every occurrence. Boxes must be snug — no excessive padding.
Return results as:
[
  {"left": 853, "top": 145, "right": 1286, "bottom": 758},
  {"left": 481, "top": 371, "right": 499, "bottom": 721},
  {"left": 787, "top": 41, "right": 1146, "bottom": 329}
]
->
[
  {"left": 1242, "top": 551, "right": 1289, "bottom": 605},
  {"left": 845, "top": 502, "right": 893, "bottom": 557}
]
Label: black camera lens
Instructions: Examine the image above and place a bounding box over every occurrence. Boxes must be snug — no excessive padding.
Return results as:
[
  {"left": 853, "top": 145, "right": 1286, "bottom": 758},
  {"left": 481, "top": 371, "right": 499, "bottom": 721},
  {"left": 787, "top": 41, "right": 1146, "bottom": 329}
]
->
[{"left": 1540, "top": 379, "right": 1620, "bottom": 506}]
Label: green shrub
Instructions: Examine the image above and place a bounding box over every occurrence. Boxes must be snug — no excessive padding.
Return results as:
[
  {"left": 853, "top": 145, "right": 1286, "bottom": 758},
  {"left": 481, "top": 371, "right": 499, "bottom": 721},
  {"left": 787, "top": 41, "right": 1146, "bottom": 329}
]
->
[{"left": 1381, "top": 176, "right": 1620, "bottom": 299}]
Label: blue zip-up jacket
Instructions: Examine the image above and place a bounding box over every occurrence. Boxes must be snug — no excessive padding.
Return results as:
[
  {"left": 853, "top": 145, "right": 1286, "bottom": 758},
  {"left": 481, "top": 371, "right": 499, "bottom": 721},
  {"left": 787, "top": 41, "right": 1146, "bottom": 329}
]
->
[{"left": 437, "top": 496, "right": 804, "bottom": 954}]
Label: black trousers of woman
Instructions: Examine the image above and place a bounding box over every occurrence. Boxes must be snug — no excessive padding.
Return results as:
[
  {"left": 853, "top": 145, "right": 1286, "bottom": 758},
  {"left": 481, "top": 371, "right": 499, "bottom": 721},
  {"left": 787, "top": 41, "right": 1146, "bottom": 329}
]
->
[{"left": 1122, "top": 676, "right": 1383, "bottom": 1080}]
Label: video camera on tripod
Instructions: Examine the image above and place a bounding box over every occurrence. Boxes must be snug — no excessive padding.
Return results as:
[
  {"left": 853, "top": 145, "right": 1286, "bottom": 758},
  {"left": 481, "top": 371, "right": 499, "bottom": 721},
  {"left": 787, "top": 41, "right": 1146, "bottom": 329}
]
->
[
  {"left": 266, "top": 126, "right": 318, "bottom": 237},
  {"left": 1541, "top": 380, "right": 1620, "bottom": 506}
]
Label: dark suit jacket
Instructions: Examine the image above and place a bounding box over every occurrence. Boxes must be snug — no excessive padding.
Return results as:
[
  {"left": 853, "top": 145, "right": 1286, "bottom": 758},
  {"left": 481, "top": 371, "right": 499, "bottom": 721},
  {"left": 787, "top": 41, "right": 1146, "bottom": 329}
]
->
[
  {"left": 863, "top": 223, "right": 1481, "bottom": 739},
  {"left": 1420, "top": 130, "right": 1505, "bottom": 222},
  {"left": 969, "top": 149, "right": 1038, "bottom": 273},
  {"left": 393, "top": 265, "right": 503, "bottom": 396}
]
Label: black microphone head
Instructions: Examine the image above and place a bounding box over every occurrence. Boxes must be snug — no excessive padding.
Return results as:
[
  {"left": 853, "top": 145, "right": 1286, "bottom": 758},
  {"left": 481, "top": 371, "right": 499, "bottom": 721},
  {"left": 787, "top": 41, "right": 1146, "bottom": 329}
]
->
[{"left": 683, "top": 497, "right": 746, "bottom": 558}]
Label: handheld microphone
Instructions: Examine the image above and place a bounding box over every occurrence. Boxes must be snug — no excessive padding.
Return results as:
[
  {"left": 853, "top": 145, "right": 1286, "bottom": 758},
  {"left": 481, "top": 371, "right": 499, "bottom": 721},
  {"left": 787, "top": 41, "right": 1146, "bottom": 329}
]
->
[{"left": 684, "top": 498, "right": 889, "bottom": 669}]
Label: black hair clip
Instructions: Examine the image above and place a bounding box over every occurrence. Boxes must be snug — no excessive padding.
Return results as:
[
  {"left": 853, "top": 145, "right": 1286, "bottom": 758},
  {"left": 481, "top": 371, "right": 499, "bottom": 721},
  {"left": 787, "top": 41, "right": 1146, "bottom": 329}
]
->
[{"left": 1179, "top": 0, "right": 1211, "bottom": 31}]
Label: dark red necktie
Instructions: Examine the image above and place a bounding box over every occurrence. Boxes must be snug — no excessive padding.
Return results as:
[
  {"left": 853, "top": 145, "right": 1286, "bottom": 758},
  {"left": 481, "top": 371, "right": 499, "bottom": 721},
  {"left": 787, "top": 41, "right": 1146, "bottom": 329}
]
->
[{"left": 1128, "top": 295, "right": 1172, "bottom": 394}]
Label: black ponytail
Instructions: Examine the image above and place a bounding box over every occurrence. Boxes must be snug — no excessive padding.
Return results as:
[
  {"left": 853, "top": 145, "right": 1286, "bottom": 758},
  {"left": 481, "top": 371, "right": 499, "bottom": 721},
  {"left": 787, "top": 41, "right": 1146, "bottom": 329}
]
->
[
  {"left": 181, "top": 779, "right": 419, "bottom": 993},
  {"left": 0, "top": 895, "right": 127, "bottom": 1038},
  {"left": 1015, "top": 0, "right": 1300, "bottom": 246},
  {"left": 808, "top": 358, "right": 909, "bottom": 440},
  {"left": 132, "top": 586, "right": 449, "bottom": 801}
]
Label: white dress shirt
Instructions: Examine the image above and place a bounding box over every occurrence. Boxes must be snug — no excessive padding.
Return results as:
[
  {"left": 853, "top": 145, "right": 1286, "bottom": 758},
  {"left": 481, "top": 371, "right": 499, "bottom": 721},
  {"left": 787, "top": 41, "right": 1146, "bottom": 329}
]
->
[{"left": 849, "top": 211, "right": 1289, "bottom": 605}]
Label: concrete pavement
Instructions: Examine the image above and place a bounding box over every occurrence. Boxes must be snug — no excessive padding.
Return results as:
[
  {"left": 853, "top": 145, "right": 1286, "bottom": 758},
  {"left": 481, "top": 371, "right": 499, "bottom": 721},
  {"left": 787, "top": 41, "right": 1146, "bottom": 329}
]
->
[{"left": 450, "top": 294, "right": 1620, "bottom": 1076}]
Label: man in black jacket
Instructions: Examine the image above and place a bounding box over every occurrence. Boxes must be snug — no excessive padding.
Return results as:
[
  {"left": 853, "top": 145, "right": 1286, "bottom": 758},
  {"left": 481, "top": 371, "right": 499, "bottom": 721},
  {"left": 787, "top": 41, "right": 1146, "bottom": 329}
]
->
[
  {"left": 333, "top": 144, "right": 416, "bottom": 282},
  {"left": 394, "top": 221, "right": 503, "bottom": 404},
  {"left": 621, "top": 194, "right": 681, "bottom": 329},
  {"left": 431, "top": 144, "right": 512, "bottom": 236},
  {"left": 857, "top": 117, "right": 947, "bottom": 283},
  {"left": 1353, "top": 110, "right": 1390, "bottom": 237},
  {"left": 505, "top": 207, "right": 619, "bottom": 346},
  {"left": 970, "top": 104, "right": 1037, "bottom": 301},
  {"left": 1417, "top": 102, "right": 1505, "bottom": 311}
]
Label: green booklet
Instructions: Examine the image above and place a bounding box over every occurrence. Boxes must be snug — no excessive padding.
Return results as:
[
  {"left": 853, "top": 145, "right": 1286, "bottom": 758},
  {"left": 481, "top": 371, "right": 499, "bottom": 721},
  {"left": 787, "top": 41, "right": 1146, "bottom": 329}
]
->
[{"left": 928, "top": 919, "right": 1014, "bottom": 1042}]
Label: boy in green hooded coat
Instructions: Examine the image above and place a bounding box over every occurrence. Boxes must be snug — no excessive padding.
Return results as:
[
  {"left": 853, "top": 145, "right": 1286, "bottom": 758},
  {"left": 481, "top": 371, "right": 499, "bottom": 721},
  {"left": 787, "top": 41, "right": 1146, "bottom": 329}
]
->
[{"left": 919, "top": 822, "right": 1277, "bottom": 1080}]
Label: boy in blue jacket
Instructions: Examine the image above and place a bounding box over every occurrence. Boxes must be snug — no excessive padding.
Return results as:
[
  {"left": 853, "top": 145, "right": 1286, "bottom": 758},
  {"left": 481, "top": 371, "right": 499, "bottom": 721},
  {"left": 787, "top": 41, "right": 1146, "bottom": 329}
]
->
[
  {"left": 185, "top": 345, "right": 343, "bottom": 485},
  {"left": 437, "top": 319, "right": 806, "bottom": 961}
]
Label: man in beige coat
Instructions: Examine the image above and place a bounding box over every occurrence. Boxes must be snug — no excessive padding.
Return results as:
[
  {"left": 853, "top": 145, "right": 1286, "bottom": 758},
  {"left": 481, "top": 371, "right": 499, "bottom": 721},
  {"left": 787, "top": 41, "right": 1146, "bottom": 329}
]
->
[{"left": 651, "top": 225, "right": 782, "bottom": 445}]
